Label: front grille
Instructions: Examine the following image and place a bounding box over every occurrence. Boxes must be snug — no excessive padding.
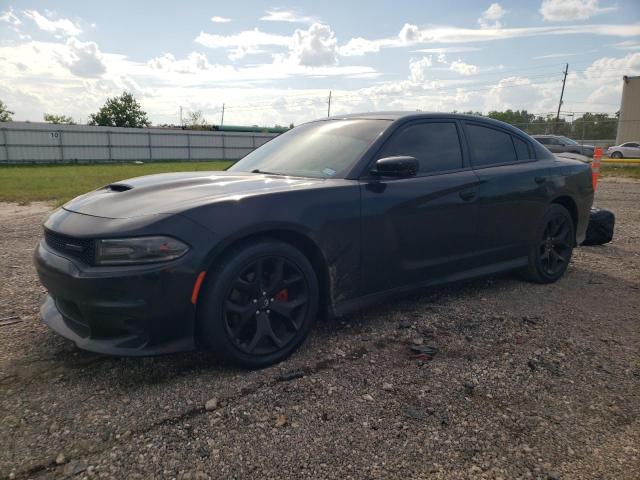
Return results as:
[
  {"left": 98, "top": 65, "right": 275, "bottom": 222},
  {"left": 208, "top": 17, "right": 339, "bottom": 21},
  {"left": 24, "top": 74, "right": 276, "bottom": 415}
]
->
[{"left": 44, "top": 229, "right": 96, "bottom": 265}]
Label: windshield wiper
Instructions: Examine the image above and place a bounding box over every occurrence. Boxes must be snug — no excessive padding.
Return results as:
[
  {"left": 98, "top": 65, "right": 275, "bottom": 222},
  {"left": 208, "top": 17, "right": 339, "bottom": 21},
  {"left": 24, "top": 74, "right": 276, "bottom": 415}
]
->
[{"left": 250, "top": 169, "right": 286, "bottom": 176}]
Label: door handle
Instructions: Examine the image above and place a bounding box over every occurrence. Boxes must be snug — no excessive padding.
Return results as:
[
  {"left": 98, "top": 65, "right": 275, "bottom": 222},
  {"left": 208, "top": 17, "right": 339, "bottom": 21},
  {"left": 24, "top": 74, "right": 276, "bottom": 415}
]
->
[
  {"left": 534, "top": 176, "right": 547, "bottom": 184},
  {"left": 459, "top": 190, "right": 476, "bottom": 201}
]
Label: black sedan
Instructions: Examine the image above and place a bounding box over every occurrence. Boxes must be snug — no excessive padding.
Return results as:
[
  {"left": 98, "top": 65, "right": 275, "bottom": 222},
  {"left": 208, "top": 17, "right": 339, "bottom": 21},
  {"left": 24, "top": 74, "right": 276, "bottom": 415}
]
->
[{"left": 34, "top": 112, "right": 594, "bottom": 367}]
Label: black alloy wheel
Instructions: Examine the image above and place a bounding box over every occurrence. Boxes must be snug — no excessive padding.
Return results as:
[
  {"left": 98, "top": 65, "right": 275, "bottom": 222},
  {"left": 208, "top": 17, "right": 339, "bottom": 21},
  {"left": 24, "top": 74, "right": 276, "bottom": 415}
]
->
[
  {"left": 197, "top": 239, "right": 318, "bottom": 368},
  {"left": 538, "top": 214, "right": 573, "bottom": 276},
  {"left": 223, "top": 256, "right": 309, "bottom": 355},
  {"left": 520, "top": 204, "right": 575, "bottom": 284}
]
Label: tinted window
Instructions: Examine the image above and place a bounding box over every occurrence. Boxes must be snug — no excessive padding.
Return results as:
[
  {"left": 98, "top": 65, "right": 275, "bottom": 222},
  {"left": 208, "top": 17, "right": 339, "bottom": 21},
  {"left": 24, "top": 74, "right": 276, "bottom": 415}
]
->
[
  {"left": 377, "top": 122, "right": 463, "bottom": 175},
  {"left": 536, "top": 137, "right": 549, "bottom": 144},
  {"left": 466, "top": 124, "right": 517, "bottom": 167},
  {"left": 513, "top": 136, "right": 532, "bottom": 160}
]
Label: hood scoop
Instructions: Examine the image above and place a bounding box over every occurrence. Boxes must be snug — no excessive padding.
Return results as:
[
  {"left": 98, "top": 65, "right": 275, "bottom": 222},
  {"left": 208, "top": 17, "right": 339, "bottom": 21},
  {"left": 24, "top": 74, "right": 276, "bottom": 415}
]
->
[{"left": 105, "top": 183, "right": 133, "bottom": 192}]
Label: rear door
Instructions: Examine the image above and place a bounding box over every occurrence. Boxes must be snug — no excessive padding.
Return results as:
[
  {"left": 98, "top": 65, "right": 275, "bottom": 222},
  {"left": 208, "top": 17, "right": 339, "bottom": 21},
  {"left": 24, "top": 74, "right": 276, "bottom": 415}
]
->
[
  {"left": 463, "top": 122, "right": 551, "bottom": 266},
  {"left": 359, "top": 120, "right": 481, "bottom": 294},
  {"left": 623, "top": 142, "right": 640, "bottom": 157}
]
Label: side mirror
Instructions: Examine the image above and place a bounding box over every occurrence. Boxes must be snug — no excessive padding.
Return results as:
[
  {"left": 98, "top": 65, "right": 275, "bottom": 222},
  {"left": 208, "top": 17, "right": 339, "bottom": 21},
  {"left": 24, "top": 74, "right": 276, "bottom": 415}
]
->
[{"left": 372, "top": 156, "right": 418, "bottom": 178}]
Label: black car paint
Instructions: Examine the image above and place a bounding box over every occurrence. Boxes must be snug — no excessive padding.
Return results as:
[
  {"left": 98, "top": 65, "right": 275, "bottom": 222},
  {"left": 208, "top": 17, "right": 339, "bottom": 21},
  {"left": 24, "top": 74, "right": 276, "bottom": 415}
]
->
[{"left": 34, "top": 113, "right": 594, "bottom": 355}]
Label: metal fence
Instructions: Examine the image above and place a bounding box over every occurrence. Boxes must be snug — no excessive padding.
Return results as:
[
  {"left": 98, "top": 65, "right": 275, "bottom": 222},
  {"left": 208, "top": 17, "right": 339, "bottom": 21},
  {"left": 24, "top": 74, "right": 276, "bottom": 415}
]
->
[{"left": 0, "top": 122, "right": 279, "bottom": 164}]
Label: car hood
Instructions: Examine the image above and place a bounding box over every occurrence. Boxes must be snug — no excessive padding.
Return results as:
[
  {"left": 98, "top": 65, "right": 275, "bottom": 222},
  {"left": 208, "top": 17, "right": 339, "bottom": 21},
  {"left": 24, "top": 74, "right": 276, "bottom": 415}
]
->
[{"left": 63, "top": 171, "right": 327, "bottom": 219}]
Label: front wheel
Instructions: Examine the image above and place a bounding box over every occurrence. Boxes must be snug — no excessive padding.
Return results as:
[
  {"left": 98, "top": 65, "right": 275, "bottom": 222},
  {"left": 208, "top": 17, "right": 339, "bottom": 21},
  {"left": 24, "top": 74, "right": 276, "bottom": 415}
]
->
[
  {"left": 520, "top": 204, "right": 575, "bottom": 284},
  {"left": 611, "top": 151, "right": 623, "bottom": 159},
  {"left": 197, "top": 239, "right": 319, "bottom": 368}
]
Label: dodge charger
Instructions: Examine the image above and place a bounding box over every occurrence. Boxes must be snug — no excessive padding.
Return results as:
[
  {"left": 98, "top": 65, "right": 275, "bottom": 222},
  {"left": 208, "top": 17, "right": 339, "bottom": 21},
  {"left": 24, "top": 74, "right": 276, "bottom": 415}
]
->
[{"left": 34, "top": 112, "right": 594, "bottom": 367}]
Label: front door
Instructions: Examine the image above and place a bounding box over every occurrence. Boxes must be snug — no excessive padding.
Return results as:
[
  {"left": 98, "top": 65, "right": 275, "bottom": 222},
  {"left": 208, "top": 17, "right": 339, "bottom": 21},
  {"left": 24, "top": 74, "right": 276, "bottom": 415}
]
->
[{"left": 359, "top": 120, "right": 481, "bottom": 294}]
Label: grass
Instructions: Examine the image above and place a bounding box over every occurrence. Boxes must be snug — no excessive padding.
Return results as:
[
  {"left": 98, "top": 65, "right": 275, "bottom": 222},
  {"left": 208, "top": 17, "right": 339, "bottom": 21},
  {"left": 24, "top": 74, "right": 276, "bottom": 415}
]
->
[
  {"left": 1, "top": 160, "right": 639, "bottom": 205},
  {"left": 600, "top": 163, "right": 640, "bottom": 180},
  {"left": 0, "top": 161, "right": 233, "bottom": 204}
]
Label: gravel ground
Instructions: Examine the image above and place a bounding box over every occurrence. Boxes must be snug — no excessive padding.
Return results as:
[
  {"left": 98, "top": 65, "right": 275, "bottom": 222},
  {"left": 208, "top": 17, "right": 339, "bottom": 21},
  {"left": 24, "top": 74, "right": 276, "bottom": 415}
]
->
[{"left": 1, "top": 180, "right": 639, "bottom": 480}]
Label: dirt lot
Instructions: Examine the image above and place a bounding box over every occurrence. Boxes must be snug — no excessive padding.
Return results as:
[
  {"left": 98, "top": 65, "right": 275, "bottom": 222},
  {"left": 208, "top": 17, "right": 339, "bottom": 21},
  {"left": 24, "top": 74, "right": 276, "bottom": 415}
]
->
[{"left": 1, "top": 180, "right": 639, "bottom": 480}]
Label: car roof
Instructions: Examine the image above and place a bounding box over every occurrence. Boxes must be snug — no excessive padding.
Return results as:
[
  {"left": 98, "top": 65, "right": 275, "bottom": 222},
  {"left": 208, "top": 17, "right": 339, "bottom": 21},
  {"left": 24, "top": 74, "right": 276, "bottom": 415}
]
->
[
  {"left": 531, "top": 134, "right": 561, "bottom": 138},
  {"left": 312, "top": 111, "right": 530, "bottom": 135}
]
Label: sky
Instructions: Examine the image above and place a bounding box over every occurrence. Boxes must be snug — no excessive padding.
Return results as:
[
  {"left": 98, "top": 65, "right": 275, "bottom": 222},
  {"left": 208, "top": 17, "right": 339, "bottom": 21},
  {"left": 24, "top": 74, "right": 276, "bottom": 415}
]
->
[{"left": 1, "top": 0, "right": 639, "bottom": 126}]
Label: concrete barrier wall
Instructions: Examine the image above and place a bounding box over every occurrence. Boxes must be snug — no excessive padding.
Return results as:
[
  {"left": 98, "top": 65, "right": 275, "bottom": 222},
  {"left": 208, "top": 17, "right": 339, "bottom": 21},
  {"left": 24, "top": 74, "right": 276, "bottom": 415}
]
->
[{"left": 0, "top": 122, "right": 279, "bottom": 164}]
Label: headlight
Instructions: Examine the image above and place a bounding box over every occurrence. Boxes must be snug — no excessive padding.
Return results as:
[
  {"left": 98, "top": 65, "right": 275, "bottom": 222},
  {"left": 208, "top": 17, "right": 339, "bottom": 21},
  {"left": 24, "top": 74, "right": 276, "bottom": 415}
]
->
[{"left": 95, "top": 236, "right": 189, "bottom": 265}]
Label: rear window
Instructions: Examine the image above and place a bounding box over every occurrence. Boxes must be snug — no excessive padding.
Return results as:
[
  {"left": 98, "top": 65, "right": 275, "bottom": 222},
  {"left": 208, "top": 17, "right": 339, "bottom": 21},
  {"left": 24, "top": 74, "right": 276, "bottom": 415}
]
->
[
  {"left": 513, "top": 136, "right": 532, "bottom": 160},
  {"left": 466, "top": 124, "right": 517, "bottom": 167}
]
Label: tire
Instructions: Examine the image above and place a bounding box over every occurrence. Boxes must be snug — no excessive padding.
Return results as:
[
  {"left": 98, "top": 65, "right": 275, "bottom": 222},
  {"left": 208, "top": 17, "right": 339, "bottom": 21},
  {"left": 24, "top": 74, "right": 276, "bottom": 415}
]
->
[
  {"left": 611, "top": 151, "right": 623, "bottom": 159},
  {"left": 581, "top": 208, "right": 615, "bottom": 246},
  {"left": 520, "top": 204, "right": 575, "bottom": 284},
  {"left": 196, "top": 239, "right": 318, "bottom": 368}
]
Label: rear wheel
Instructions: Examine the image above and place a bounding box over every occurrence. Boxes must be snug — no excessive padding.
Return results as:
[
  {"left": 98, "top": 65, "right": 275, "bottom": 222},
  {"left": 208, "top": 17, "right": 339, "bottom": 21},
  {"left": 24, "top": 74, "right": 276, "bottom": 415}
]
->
[
  {"left": 520, "top": 204, "right": 574, "bottom": 284},
  {"left": 611, "top": 151, "right": 623, "bottom": 159},
  {"left": 197, "top": 239, "right": 318, "bottom": 368}
]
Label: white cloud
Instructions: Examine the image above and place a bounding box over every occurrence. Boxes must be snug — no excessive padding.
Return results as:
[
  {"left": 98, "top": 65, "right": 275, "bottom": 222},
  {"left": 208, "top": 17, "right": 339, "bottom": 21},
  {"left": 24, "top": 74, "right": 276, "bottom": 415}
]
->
[
  {"left": 533, "top": 52, "right": 581, "bottom": 59},
  {"left": 148, "top": 52, "right": 213, "bottom": 73},
  {"left": 411, "top": 46, "right": 482, "bottom": 54},
  {"left": 409, "top": 56, "right": 433, "bottom": 83},
  {"left": 584, "top": 52, "right": 640, "bottom": 80},
  {"left": 284, "top": 23, "right": 338, "bottom": 66},
  {"left": 62, "top": 37, "right": 106, "bottom": 77},
  {"left": 613, "top": 40, "right": 640, "bottom": 51},
  {"left": 485, "top": 76, "right": 553, "bottom": 111},
  {"left": 338, "top": 37, "right": 382, "bottom": 57},
  {"left": 539, "top": 0, "right": 617, "bottom": 22},
  {"left": 450, "top": 60, "right": 479, "bottom": 75},
  {"left": 478, "top": 3, "right": 507, "bottom": 29},
  {"left": 260, "top": 9, "right": 317, "bottom": 24},
  {"left": 196, "top": 23, "right": 340, "bottom": 66},
  {"left": 0, "top": 7, "right": 22, "bottom": 26},
  {"left": 211, "top": 16, "right": 231, "bottom": 23},
  {"left": 337, "top": 22, "right": 639, "bottom": 55},
  {"left": 23, "top": 9, "right": 82, "bottom": 36},
  {"left": 195, "top": 28, "right": 290, "bottom": 60}
]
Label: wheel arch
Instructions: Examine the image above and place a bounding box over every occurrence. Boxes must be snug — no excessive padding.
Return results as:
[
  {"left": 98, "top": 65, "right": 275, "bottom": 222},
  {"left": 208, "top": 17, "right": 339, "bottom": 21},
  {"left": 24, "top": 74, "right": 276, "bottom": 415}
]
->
[{"left": 198, "top": 227, "right": 331, "bottom": 318}]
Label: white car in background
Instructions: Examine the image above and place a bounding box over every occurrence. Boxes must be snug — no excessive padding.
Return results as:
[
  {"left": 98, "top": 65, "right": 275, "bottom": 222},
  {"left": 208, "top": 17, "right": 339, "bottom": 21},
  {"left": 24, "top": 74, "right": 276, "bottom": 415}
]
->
[{"left": 607, "top": 142, "right": 640, "bottom": 158}]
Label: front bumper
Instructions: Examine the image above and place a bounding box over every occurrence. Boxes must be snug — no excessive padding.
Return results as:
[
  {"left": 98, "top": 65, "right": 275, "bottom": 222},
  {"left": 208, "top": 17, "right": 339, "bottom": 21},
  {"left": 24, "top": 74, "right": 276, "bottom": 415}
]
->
[{"left": 35, "top": 241, "right": 198, "bottom": 356}]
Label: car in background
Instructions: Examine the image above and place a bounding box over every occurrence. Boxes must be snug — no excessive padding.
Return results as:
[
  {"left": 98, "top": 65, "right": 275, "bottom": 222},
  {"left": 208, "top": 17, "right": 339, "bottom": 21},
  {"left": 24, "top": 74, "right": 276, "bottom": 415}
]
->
[
  {"left": 532, "top": 135, "right": 595, "bottom": 157},
  {"left": 607, "top": 142, "right": 640, "bottom": 158}
]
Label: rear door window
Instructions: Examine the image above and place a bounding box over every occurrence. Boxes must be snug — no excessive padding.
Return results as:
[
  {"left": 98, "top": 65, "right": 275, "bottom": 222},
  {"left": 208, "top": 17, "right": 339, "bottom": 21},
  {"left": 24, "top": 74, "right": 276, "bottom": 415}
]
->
[
  {"left": 465, "top": 124, "right": 518, "bottom": 167},
  {"left": 376, "top": 122, "right": 463, "bottom": 176},
  {"left": 513, "top": 136, "right": 532, "bottom": 161}
]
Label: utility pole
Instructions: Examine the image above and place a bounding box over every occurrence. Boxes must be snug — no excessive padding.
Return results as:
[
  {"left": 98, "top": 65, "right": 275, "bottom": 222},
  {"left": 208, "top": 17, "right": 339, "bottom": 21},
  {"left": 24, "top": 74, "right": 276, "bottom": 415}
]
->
[
  {"left": 179, "top": 106, "right": 183, "bottom": 128},
  {"left": 555, "top": 63, "right": 569, "bottom": 133},
  {"left": 327, "top": 91, "right": 332, "bottom": 117},
  {"left": 220, "top": 103, "right": 225, "bottom": 129}
]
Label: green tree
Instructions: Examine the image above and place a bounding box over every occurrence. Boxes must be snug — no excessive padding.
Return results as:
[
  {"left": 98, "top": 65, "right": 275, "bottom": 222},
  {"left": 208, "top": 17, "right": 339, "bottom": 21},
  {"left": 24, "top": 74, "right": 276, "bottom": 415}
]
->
[
  {"left": 0, "top": 100, "right": 14, "bottom": 122},
  {"left": 88, "top": 91, "right": 150, "bottom": 128},
  {"left": 572, "top": 113, "right": 617, "bottom": 140},
  {"left": 44, "top": 113, "right": 75, "bottom": 125}
]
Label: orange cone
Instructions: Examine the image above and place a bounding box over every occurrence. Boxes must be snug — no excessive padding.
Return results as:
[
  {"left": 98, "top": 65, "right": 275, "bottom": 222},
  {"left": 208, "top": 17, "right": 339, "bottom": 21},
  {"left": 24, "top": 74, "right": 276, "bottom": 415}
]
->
[{"left": 592, "top": 147, "right": 602, "bottom": 191}]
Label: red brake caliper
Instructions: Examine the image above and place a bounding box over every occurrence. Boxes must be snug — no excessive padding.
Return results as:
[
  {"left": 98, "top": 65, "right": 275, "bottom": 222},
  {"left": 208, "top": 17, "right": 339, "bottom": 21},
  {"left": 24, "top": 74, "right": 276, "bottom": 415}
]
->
[{"left": 274, "top": 288, "right": 289, "bottom": 302}]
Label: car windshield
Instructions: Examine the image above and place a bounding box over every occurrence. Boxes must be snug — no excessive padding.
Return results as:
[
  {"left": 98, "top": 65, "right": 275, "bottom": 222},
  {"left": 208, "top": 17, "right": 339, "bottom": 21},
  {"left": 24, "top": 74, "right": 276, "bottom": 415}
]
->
[
  {"left": 558, "top": 136, "right": 579, "bottom": 145},
  {"left": 228, "top": 119, "right": 389, "bottom": 179}
]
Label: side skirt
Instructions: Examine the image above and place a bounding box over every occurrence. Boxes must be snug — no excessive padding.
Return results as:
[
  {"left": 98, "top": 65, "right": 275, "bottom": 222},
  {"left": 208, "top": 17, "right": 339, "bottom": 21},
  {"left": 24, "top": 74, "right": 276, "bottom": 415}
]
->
[{"left": 328, "top": 257, "right": 528, "bottom": 318}]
